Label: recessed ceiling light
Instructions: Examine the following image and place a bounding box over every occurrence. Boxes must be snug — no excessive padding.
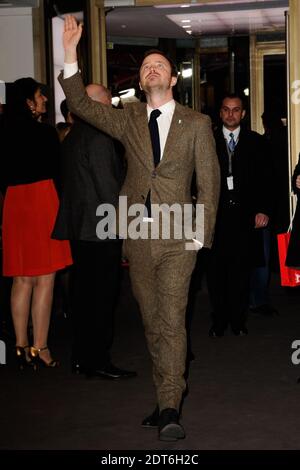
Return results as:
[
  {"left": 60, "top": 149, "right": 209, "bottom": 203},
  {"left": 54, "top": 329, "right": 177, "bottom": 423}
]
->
[
  {"left": 182, "top": 25, "right": 190, "bottom": 28},
  {"left": 186, "top": 30, "right": 192, "bottom": 34},
  {"left": 181, "top": 19, "right": 191, "bottom": 23}
]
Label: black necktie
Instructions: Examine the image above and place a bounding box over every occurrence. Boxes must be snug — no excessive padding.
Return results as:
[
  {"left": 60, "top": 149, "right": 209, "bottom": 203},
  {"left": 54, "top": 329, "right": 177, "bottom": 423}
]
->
[
  {"left": 148, "top": 109, "right": 161, "bottom": 167},
  {"left": 144, "top": 109, "right": 161, "bottom": 218}
]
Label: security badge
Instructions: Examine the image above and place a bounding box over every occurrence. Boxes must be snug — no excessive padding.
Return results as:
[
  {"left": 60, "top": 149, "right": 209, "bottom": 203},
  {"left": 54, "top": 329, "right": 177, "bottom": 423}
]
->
[{"left": 227, "top": 175, "right": 234, "bottom": 190}]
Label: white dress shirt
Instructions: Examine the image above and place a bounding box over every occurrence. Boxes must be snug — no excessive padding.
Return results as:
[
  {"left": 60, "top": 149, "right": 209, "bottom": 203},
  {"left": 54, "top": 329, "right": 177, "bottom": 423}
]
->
[
  {"left": 147, "top": 100, "right": 175, "bottom": 160},
  {"left": 64, "top": 61, "right": 79, "bottom": 79},
  {"left": 223, "top": 125, "right": 240, "bottom": 146}
]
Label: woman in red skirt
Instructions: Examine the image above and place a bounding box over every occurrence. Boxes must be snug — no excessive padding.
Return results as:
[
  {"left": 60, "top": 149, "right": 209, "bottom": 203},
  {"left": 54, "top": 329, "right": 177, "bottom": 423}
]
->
[{"left": 0, "top": 78, "right": 72, "bottom": 368}]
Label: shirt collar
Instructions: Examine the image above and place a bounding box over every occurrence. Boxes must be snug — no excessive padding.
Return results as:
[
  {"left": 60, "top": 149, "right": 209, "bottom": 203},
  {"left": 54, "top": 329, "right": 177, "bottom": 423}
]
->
[
  {"left": 147, "top": 99, "right": 175, "bottom": 118},
  {"left": 223, "top": 125, "right": 240, "bottom": 141}
]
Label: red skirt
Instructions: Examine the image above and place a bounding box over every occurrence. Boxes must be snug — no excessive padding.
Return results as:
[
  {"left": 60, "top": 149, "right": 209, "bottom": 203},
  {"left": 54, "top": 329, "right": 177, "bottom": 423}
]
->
[{"left": 2, "top": 179, "right": 72, "bottom": 276}]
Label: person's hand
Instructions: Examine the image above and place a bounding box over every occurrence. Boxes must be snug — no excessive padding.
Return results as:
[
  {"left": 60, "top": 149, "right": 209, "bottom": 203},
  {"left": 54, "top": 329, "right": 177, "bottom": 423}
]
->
[
  {"left": 296, "top": 175, "right": 300, "bottom": 189},
  {"left": 63, "top": 15, "right": 83, "bottom": 63},
  {"left": 255, "top": 213, "right": 269, "bottom": 228}
]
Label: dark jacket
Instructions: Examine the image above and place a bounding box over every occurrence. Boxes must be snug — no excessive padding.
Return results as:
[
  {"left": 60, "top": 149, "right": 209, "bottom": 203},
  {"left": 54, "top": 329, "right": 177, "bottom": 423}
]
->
[
  {"left": 0, "top": 116, "right": 60, "bottom": 193},
  {"left": 213, "top": 126, "right": 271, "bottom": 266},
  {"left": 52, "top": 119, "right": 124, "bottom": 242},
  {"left": 214, "top": 126, "right": 271, "bottom": 224}
]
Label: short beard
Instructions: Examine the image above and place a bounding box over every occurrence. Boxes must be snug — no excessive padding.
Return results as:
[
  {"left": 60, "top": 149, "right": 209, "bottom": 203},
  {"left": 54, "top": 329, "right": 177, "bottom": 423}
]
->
[{"left": 141, "top": 77, "right": 172, "bottom": 95}]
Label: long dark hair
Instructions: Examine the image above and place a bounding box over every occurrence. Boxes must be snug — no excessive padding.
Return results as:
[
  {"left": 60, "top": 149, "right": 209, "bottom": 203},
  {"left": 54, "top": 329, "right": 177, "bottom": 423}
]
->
[{"left": 5, "top": 77, "right": 40, "bottom": 120}]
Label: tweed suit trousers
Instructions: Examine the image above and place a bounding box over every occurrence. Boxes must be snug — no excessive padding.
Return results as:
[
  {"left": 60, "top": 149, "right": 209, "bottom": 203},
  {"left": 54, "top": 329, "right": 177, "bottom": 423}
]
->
[{"left": 126, "top": 238, "right": 197, "bottom": 411}]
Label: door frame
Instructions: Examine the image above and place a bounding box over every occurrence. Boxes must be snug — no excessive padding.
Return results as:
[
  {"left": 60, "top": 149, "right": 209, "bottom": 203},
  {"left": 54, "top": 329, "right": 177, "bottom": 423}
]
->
[{"left": 249, "top": 37, "right": 285, "bottom": 135}]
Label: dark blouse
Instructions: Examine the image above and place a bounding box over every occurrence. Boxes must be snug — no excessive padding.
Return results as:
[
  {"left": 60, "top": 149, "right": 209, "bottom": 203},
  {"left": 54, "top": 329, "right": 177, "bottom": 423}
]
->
[{"left": 0, "top": 116, "right": 60, "bottom": 193}]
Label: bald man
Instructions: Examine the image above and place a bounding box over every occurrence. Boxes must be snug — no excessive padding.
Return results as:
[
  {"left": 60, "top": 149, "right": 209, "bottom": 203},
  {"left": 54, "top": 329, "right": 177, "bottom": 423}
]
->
[{"left": 52, "top": 84, "right": 136, "bottom": 380}]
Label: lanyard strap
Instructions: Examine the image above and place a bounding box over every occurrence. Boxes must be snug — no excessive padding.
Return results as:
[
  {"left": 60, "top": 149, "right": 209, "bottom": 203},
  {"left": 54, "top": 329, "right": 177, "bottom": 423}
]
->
[{"left": 225, "top": 136, "right": 239, "bottom": 175}]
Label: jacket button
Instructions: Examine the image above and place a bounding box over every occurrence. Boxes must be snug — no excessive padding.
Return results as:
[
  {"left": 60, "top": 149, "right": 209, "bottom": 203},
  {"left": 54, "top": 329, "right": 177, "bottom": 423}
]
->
[{"left": 151, "top": 170, "right": 157, "bottom": 178}]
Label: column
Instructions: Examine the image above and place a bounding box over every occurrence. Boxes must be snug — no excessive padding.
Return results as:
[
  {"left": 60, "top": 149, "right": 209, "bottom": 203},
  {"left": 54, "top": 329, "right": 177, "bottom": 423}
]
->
[
  {"left": 89, "top": 0, "right": 107, "bottom": 87},
  {"left": 288, "top": 0, "right": 300, "bottom": 173}
]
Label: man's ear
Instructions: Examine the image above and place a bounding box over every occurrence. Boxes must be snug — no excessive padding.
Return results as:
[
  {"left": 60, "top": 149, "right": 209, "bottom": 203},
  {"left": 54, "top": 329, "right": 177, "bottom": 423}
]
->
[
  {"left": 139, "top": 81, "right": 143, "bottom": 91},
  {"left": 171, "top": 76, "right": 178, "bottom": 88}
]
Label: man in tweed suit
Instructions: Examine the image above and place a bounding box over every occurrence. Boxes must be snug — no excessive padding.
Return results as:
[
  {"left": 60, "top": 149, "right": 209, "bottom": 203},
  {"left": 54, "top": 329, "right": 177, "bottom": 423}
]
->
[{"left": 60, "top": 15, "right": 220, "bottom": 441}]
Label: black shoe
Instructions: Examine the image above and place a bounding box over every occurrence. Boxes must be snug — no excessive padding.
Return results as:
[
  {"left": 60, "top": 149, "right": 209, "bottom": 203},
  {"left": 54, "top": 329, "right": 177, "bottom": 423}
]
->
[
  {"left": 232, "top": 326, "right": 248, "bottom": 336},
  {"left": 141, "top": 406, "right": 159, "bottom": 428},
  {"left": 85, "top": 364, "right": 137, "bottom": 380},
  {"left": 158, "top": 408, "right": 185, "bottom": 442},
  {"left": 208, "top": 327, "right": 224, "bottom": 338}
]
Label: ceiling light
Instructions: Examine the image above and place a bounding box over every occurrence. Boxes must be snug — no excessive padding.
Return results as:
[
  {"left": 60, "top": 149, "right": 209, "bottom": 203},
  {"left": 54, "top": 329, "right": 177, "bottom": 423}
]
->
[
  {"left": 186, "top": 30, "right": 192, "bottom": 34},
  {"left": 182, "top": 25, "right": 190, "bottom": 28},
  {"left": 104, "top": 0, "right": 134, "bottom": 6},
  {"left": 180, "top": 4, "right": 190, "bottom": 7},
  {"left": 182, "top": 68, "right": 193, "bottom": 78},
  {"left": 181, "top": 19, "right": 191, "bottom": 23}
]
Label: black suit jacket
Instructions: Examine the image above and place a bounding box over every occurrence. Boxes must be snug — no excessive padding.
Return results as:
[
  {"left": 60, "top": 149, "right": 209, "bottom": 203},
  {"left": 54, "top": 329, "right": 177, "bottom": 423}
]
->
[
  {"left": 213, "top": 126, "right": 271, "bottom": 265},
  {"left": 214, "top": 126, "right": 271, "bottom": 226},
  {"left": 52, "top": 119, "right": 124, "bottom": 242}
]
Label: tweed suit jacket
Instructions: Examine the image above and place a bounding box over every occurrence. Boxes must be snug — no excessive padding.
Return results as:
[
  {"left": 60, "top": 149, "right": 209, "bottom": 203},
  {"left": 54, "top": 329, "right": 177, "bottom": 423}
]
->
[{"left": 58, "top": 72, "right": 220, "bottom": 248}]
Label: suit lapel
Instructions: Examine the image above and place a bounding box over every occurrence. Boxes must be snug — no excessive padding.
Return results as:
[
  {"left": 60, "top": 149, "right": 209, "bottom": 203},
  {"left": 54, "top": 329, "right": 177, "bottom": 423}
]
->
[
  {"left": 133, "top": 102, "right": 186, "bottom": 170},
  {"left": 133, "top": 104, "right": 154, "bottom": 170},
  {"left": 158, "top": 103, "right": 185, "bottom": 168}
]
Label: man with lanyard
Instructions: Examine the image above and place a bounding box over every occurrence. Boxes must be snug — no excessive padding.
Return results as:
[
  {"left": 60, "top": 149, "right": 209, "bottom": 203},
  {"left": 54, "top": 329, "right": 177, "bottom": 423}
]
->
[{"left": 207, "top": 93, "right": 270, "bottom": 337}]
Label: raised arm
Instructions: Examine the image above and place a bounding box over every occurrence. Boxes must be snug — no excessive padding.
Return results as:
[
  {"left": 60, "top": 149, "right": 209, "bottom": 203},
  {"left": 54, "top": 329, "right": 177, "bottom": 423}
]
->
[
  {"left": 63, "top": 15, "right": 83, "bottom": 64},
  {"left": 59, "top": 15, "right": 128, "bottom": 141}
]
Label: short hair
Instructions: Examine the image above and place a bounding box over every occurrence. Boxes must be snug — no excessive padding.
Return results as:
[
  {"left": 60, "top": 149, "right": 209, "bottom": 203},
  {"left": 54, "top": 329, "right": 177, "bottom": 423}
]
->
[
  {"left": 220, "top": 92, "right": 247, "bottom": 110},
  {"left": 141, "top": 49, "right": 178, "bottom": 78}
]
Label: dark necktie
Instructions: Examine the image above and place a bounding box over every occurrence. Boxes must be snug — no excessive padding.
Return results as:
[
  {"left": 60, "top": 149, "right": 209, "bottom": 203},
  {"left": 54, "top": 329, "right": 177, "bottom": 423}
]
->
[
  {"left": 144, "top": 109, "right": 161, "bottom": 218},
  {"left": 148, "top": 109, "right": 161, "bottom": 167},
  {"left": 228, "top": 132, "right": 236, "bottom": 153}
]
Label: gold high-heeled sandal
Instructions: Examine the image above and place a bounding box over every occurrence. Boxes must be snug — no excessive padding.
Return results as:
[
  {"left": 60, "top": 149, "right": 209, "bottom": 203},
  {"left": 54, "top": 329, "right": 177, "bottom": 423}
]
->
[
  {"left": 29, "top": 346, "right": 60, "bottom": 369},
  {"left": 15, "top": 345, "right": 32, "bottom": 370}
]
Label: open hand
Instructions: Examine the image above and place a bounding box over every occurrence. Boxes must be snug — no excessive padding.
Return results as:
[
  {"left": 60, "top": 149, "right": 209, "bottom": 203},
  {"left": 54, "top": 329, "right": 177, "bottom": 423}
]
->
[{"left": 63, "top": 15, "right": 83, "bottom": 58}]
